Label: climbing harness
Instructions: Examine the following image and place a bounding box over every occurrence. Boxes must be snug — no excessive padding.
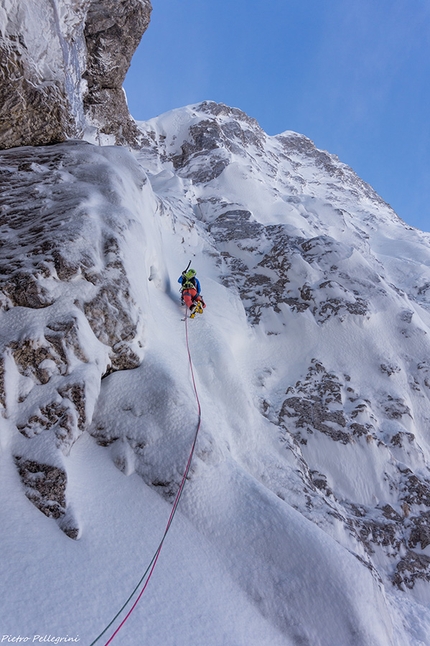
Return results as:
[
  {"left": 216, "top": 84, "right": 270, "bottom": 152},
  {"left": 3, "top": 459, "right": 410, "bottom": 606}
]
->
[{"left": 89, "top": 311, "right": 202, "bottom": 646}]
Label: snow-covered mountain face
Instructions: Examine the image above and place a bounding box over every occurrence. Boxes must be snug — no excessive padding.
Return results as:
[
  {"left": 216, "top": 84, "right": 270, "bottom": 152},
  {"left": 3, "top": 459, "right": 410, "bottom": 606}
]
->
[
  {"left": 0, "top": 0, "right": 151, "bottom": 149},
  {"left": 2, "top": 101, "right": 430, "bottom": 645}
]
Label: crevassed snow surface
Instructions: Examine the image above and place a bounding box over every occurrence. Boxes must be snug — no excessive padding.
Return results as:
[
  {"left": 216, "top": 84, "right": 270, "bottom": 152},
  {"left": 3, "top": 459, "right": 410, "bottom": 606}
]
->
[{"left": 1, "top": 102, "right": 430, "bottom": 645}]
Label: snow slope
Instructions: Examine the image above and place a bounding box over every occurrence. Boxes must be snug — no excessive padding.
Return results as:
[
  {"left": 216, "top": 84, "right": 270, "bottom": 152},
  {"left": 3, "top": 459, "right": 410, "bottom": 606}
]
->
[{"left": 1, "top": 102, "right": 430, "bottom": 645}]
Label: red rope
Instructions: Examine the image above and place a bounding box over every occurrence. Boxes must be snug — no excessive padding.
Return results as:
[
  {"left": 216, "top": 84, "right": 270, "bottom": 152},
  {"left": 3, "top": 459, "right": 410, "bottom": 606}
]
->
[{"left": 102, "top": 310, "right": 202, "bottom": 645}]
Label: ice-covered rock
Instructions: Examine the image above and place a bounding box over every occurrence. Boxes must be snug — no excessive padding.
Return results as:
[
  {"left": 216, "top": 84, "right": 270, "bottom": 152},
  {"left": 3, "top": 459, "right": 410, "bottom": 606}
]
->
[{"left": 0, "top": 0, "right": 151, "bottom": 149}]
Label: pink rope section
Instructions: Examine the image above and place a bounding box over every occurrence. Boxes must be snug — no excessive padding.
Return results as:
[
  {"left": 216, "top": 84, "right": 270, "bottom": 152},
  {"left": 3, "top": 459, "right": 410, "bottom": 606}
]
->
[{"left": 102, "top": 311, "right": 202, "bottom": 646}]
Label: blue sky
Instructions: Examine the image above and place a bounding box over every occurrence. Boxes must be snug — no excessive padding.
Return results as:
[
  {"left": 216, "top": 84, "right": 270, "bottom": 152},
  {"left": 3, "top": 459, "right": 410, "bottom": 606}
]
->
[{"left": 124, "top": 0, "right": 430, "bottom": 231}]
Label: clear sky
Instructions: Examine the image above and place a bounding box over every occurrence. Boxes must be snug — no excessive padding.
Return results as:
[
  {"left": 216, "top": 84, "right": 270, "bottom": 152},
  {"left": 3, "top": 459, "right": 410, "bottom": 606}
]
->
[{"left": 124, "top": 0, "right": 430, "bottom": 231}]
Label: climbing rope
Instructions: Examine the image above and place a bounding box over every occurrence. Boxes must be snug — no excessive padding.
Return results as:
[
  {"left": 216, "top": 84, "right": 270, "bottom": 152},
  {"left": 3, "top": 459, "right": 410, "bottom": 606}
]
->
[{"left": 89, "top": 309, "right": 202, "bottom": 646}]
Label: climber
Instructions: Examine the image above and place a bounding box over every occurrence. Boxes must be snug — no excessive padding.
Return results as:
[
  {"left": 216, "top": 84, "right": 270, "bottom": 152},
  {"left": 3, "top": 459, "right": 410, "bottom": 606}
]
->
[{"left": 178, "top": 267, "right": 206, "bottom": 318}]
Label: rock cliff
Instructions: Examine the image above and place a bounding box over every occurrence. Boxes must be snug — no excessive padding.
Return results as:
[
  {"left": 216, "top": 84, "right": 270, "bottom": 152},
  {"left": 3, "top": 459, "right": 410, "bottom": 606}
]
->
[{"left": 0, "top": 0, "right": 151, "bottom": 149}]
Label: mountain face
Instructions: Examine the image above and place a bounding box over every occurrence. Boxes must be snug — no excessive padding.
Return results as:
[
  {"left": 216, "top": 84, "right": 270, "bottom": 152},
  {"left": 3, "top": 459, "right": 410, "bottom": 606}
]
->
[
  {"left": 1, "top": 99, "right": 430, "bottom": 645},
  {"left": 0, "top": 0, "right": 151, "bottom": 149}
]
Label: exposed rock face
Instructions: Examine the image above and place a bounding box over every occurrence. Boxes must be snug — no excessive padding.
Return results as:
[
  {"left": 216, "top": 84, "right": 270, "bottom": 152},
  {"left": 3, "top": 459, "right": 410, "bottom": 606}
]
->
[
  {"left": 0, "top": 0, "right": 151, "bottom": 150},
  {"left": 83, "top": 0, "right": 151, "bottom": 146},
  {"left": 275, "top": 358, "right": 430, "bottom": 590},
  {"left": 0, "top": 0, "right": 87, "bottom": 149}
]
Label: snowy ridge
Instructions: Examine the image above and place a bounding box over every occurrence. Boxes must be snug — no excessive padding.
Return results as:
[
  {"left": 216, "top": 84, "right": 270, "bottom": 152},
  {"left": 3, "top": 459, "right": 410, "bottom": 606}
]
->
[{"left": 1, "top": 102, "right": 430, "bottom": 644}]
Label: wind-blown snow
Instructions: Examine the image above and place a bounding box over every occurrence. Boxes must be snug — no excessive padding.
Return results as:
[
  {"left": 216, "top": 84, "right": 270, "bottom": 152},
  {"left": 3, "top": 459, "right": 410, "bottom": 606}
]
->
[{"left": 1, "top": 101, "right": 430, "bottom": 645}]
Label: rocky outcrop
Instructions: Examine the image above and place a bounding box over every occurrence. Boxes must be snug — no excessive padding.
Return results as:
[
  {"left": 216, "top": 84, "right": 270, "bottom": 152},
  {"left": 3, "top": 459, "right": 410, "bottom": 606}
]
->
[
  {"left": 83, "top": 0, "right": 151, "bottom": 146},
  {"left": 0, "top": 0, "right": 151, "bottom": 150},
  {"left": 0, "top": 0, "right": 86, "bottom": 149},
  {"left": 274, "top": 358, "right": 430, "bottom": 591}
]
